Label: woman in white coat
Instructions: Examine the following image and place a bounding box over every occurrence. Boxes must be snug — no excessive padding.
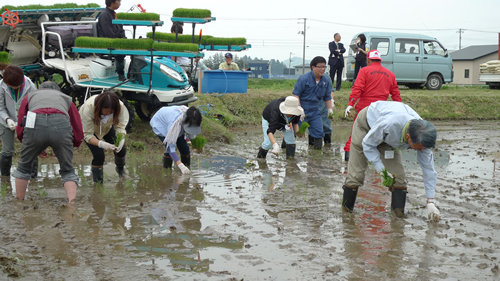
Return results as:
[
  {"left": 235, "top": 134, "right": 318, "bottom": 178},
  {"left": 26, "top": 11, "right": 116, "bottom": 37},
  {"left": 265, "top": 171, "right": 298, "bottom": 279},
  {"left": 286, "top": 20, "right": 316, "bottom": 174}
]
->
[{"left": 0, "top": 65, "right": 37, "bottom": 176}]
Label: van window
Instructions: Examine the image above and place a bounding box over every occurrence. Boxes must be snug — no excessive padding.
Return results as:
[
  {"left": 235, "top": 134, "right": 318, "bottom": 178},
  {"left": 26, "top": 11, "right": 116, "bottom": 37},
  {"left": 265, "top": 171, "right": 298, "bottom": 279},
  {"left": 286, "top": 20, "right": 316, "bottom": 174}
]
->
[
  {"left": 395, "top": 39, "right": 420, "bottom": 54},
  {"left": 370, "top": 38, "right": 389, "bottom": 56},
  {"left": 423, "top": 40, "right": 446, "bottom": 56}
]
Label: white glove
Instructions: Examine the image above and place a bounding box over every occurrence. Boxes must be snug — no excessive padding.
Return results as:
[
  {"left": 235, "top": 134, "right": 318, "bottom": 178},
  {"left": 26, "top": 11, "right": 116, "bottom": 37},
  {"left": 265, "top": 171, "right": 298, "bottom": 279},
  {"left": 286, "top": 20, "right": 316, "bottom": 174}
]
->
[
  {"left": 271, "top": 142, "right": 280, "bottom": 156},
  {"left": 331, "top": 99, "right": 335, "bottom": 108},
  {"left": 115, "top": 139, "right": 125, "bottom": 153},
  {"left": 300, "top": 112, "right": 305, "bottom": 122},
  {"left": 177, "top": 163, "right": 191, "bottom": 174},
  {"left": 6, "top": 118, "right": 16, "bottom": 131},
  {"left": 427, "top": 203, "right": 441, "bottom": 222},
  {"left": 345, "top": 105, "right": 354, "bottom": 118},
  {"left": 98, "top": 140, "right": 117, "bottom": 151},
  {"left": 327, "top": 108, "right": 333, "bottom": 115}
]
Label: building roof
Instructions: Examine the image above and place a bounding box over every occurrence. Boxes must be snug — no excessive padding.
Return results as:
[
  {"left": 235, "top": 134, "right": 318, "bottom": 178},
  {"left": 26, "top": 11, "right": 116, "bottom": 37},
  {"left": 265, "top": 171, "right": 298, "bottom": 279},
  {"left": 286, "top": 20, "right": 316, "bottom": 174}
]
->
[{"left": 450, "top": 45, "right": 498, "bottom": 61}]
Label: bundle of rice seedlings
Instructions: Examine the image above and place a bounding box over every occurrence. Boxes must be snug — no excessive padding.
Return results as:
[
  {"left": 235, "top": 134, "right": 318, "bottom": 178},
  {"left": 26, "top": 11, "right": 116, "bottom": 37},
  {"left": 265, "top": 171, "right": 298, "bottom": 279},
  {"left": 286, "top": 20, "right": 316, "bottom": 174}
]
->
[
  {"left": 116, "top": 12, "right": 160, "bottom": 21},
  {"left": 114, "top": 133, "right": 125, "bottom": 146},
  {"left": 153, "top": 42, "right": 199, "bottom": 52},
  {"left": 0, "top": 51, "right": 10, "bottom": 65},
  {"left": 298, "top": 122, "right": 310, "bottom": 135},
  {"left": 381, "top": 169, "right": 394, "bottom": 187},
  {"left": 172, "top": 8, "right": 211, "bottom": 18},
  {"left": 148, "top": 32, "right": 214, "bottom": 44},
  {"left": 191, "top": 136, "right": 206, "bottom": 152},
  {"left": 75, "top": 37, "right": 154, "bottom": 50}
]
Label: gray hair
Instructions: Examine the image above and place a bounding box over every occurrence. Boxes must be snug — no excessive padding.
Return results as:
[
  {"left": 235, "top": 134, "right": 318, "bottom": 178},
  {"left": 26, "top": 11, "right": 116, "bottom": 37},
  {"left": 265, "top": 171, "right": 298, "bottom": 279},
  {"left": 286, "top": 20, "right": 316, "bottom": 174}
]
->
[
  {"left": 39, "top": 81, "right": 61, "bottom": 91},
  {"left": 408, "top": 120, "right": 437, "bottom": 149}
]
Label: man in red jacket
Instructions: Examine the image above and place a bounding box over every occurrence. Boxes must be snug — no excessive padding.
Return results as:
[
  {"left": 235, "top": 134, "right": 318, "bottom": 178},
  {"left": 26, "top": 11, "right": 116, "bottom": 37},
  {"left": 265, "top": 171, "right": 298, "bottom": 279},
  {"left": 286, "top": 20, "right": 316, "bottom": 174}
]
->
[{"left": 343, "top": 50, "right": 402, "bottom": 161}]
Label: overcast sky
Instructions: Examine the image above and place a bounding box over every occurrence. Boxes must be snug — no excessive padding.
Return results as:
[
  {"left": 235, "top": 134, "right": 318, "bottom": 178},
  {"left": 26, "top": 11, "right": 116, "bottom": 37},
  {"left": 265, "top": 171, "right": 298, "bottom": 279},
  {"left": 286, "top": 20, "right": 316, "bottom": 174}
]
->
[{"left": 13, "top": 0, "right": 500, "bottom": 62}]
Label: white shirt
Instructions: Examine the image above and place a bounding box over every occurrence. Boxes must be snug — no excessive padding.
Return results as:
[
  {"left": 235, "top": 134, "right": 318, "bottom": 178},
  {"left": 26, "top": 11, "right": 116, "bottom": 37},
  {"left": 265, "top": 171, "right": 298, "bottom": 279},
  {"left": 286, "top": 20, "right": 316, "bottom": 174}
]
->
[{"left": 364, "top": 101, "right": 437, "bottom": 198}]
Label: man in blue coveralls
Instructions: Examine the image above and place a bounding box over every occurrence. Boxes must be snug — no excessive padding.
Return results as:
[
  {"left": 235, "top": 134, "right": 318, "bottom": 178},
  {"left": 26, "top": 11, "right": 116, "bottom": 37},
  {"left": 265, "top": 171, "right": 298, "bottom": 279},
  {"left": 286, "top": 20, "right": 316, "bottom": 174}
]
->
[{"left": 293, "top": 56, "right": 334, "bottom": 150}]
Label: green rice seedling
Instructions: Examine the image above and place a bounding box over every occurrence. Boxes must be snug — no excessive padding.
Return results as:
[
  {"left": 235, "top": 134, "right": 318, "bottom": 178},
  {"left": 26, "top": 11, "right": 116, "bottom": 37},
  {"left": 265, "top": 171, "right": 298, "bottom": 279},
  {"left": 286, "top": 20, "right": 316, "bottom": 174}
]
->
[
  {"left": 152, "top": 42, "right": 199, "bottom": 52},
  {"left": 381, "top": 168, "right": 394, "bottom": 187},
  {"left": 328, "top": 112, "right": 334, "bottom": 120},
  {"left": 37, "top": 186, "right": 47, "bottom": 198},
  {"left": 191, "top": 136, "right": 206, "bottom": 151},
  {"left": 172, "top": 8, "right": 211, "bottom": 18},
  {"left": 75, "top": 37, "right": 154, "bottom": 50},
  {"left": 0, "top": 51, "right": 10, "bottom": 65},
  {"left": 298, "top": 122, "right": 309, "bottom": 135},
  {"left": 148, "top": 32, "right": 214, "bottom": 44},
  {"left": 114, "top": 133, "right": 125, "bottom": 146},
  {"left": 116, "top": 12, "right": 160, "bottom": 21},
  {"left": 0, "top": 183, "right": 7, "bottom": 198},
  {"left": 203, "top": 37, "right": 247, "bottom": 46}
]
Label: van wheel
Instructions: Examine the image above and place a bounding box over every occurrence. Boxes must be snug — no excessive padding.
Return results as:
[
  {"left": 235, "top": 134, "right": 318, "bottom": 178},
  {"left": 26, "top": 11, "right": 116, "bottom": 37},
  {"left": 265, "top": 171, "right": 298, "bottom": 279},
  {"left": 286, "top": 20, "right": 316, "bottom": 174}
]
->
[{"left": 425, "top": 74, "right": 443, "bottom": 90}]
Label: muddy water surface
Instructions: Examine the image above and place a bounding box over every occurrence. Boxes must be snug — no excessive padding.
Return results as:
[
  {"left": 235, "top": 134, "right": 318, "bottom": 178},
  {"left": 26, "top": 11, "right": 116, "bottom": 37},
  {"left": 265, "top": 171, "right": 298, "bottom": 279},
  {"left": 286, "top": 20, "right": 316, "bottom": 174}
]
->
[{"left": 1, "top": 121, "right": 500, "bottom": 280}]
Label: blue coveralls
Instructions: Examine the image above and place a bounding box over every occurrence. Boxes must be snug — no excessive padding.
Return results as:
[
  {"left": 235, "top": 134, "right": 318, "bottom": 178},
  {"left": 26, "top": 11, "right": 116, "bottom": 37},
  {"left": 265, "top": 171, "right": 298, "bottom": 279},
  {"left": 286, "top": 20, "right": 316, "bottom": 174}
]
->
[{"left": 293, "top": 71, "right": 333, "bottom": 138}]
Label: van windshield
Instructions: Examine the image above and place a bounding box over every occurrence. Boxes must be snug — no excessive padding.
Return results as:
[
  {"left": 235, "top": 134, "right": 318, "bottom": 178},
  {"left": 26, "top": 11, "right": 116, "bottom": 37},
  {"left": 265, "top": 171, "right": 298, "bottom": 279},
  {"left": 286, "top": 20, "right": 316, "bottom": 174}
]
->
[{"left": 423, "top": 40, "right": 447, "bottom": 57}]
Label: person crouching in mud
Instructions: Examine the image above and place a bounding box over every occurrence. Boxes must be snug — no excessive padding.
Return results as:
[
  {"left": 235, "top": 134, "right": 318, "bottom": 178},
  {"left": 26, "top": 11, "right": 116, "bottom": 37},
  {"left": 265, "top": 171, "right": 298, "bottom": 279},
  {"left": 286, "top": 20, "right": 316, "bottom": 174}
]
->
[{"left": 257, "top": 96, "right": 304, "bottom": 159}]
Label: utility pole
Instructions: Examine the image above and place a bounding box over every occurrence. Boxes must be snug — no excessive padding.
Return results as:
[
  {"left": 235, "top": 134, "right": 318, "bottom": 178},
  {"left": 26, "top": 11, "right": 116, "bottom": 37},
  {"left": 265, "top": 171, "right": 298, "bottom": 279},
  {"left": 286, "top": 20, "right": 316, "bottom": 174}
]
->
[
  {"left": 302, "top": 18, "right": 306, "bottom": 74},
  {"left": 457, "top": 28, "right": 465, "bottom": 50},
  {"left": 297, "top": 18, "right": 306, "bottom": 74}
]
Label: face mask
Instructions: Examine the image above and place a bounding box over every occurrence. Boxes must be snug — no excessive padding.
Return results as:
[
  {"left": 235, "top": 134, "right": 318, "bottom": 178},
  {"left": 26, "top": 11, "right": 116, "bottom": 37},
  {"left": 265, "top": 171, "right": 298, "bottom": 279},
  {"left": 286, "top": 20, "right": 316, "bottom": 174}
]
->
[{"left": 100, "top": 113, "right": 113, "bottom": 124}]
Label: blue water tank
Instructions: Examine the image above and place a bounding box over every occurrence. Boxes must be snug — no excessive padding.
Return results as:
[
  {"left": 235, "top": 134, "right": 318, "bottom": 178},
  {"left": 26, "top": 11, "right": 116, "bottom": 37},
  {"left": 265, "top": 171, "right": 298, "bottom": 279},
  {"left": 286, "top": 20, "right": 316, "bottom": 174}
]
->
[{"left": 201, "top": 70, "right": 251, "bottom": 94}]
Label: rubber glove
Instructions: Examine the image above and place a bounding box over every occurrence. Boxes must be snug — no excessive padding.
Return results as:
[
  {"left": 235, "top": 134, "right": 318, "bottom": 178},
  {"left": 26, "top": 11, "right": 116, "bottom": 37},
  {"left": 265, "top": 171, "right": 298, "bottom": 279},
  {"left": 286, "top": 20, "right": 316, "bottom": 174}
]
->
[
  {"left": 300, "top": 112, "right": 305, "bottom": 122},
  {"left": 345, "top": 105, "right": 354, "bottom": 118},
  {"left": 271, "top": 142, "right": 280, "bottom": 155},
  {"left": 178, "top": 163, "right": 191, "bottom": 174},
  {"left": 427, "top": 203, "right": 441, "bottom": 222},
  {"left": 6, "top": 118, "right": 16, "bottom": 131},
  {"left": 98, "top": 140, "right": 117, "bottom": 151},
  {"left": 331, "top": 99, "right": 335, "bottom": 108},
  {"left": 115, "top": 139, "right": 125, "bottom": 153}
]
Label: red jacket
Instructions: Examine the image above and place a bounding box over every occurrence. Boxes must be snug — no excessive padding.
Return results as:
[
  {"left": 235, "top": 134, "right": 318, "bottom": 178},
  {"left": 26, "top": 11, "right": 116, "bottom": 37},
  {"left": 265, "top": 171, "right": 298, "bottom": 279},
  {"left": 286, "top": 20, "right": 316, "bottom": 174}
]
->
[
  {"left": 348, "top": 61, "right": 402, "bottom": 111},
  {"left": 16, "top": 96, "right": 84, "bottom": 147}
]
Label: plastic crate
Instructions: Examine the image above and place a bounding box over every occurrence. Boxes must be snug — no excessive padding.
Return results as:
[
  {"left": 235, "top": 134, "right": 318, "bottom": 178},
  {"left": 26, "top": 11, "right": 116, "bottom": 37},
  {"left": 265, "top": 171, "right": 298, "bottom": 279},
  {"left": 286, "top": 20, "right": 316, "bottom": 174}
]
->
[{"left": 200, "top": 70, "right": 251, "bottom": 94}]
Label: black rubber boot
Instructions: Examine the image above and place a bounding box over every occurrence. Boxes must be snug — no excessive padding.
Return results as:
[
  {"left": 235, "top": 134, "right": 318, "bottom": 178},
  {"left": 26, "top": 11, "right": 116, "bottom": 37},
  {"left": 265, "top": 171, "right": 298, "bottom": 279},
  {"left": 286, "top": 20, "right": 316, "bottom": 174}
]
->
[
  {"left": 181, "top": 154, "right": 191, "bottom": 167},
  {"left": 163, "top": 155, "right": 173, "bottom": 169},
  {"left": 257, "top": 147, "right": 268, "bottom": 159},
  {"left": 342, "top": 185, "right": 359, "bottom": 213},
  {"left": 115, "top": 156, "right": 125, "bottom": 177},
  {"left": 30, "top": 157, "right": 39, "bottom": 179},
  {"left": 324, "top": 133, "right": 332, "bottom": 144},
  {"left": 391, "top": 188, "right": 407, "bottom": 218},
  {"left": 285, "top": 144, "right": 296, "bottom": 159},
  {"left": 313, "top": 138, "right": 323, "bottom": 150},
  {"left": 281, "top": 138, "right": 286, "bottom": 149},
  {"left": 91, "top": 166, "right": 104, "bottom": 184},
  {"left": 0, "top": 156, "right": 12, "bottom": 176},
  {"left": 344, "top": 151, "right": 350, "bottom": 162},
  {"left": 308, "top": 135, "right": 314, "bottom": 146}
]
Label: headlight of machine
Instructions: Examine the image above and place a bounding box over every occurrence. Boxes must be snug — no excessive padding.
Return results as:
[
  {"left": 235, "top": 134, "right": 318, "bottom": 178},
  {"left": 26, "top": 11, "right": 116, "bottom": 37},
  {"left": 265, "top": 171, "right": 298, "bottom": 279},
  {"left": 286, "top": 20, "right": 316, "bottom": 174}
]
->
[{"left": 160, "top": 64, "right": 184, "bottom": 82}]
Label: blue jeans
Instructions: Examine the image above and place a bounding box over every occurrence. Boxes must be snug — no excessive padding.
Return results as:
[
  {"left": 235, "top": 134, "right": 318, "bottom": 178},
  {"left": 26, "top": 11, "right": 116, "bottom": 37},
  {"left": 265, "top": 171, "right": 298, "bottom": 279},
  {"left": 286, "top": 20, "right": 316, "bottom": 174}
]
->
[
  {"left": 157, "top": 135, "right": 190, "bottom": 156},
  {"left": 13, "top": 114, "right": 79, "bottom": 185},
  {"left": 319, "top": 100, "right": 332, "bottom": 135},
  {"left": 260, "top": 117, "right": 295, "bottom": 150}
]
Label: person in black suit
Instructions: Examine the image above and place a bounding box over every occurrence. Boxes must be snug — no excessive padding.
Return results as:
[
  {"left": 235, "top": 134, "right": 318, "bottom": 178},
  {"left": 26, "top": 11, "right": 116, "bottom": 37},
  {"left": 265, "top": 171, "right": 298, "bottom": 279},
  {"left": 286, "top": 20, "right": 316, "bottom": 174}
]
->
[{"left": 328, "top": 33, "right": 346, "bottom": 91}]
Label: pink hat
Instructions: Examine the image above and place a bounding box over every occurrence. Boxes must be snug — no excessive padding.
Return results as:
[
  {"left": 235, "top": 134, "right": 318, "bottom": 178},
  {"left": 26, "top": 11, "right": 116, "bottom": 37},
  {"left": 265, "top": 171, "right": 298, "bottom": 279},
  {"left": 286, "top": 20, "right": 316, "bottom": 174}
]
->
[{"left": 367, "top": 50, "right": 382, "bottom": 61}]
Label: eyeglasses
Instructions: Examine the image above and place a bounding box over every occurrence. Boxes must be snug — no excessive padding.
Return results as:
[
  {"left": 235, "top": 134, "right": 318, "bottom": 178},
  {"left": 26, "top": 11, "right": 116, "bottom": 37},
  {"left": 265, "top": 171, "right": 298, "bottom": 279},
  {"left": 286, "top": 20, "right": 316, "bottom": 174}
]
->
[{"left": 314, "top": 65, "right": 327, "bottom": 69}]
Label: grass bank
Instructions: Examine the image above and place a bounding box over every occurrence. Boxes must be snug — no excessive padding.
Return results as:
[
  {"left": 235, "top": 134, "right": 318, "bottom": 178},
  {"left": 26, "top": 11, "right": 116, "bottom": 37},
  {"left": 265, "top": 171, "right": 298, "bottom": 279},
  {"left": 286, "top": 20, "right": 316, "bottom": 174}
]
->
[{"left": 191, "top": 81, "right": 500, "bottom": 143}]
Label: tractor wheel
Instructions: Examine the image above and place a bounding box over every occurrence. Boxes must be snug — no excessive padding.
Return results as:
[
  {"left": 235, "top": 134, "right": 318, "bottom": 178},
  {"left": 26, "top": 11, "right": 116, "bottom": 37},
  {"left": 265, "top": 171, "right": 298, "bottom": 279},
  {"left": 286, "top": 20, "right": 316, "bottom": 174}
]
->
[
  {"left": 120, "top": 98, "right": 135, "bottom": 132},
  {"left": 135, "top": 101, "right": 161, "bottom": 122}
]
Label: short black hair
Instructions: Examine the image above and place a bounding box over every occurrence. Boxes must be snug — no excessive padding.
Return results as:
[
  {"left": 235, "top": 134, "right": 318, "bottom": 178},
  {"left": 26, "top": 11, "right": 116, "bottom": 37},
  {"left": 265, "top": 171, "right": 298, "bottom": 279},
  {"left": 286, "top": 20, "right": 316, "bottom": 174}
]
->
[
  {"left": 170, "top": 23, "right": 183, "bottom": 34},
  {"left": 184, "top": 106, "right": 202, "bottom": 127},
  {"left": 105, "top": 0, "right": 117, "bottom": 8},
  {"left": 309, "top": 56, "right": 326, "bottom": 70},
  {"left": 358, "top": 34, "right": 366, "bottom": 44}
]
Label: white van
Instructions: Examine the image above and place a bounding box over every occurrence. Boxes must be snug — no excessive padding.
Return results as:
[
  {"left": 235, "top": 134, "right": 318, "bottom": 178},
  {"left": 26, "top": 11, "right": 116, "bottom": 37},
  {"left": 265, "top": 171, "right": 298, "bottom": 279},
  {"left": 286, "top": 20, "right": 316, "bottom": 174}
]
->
[{"left": 346, "top": 32, "right": 454, "bottom": 90}]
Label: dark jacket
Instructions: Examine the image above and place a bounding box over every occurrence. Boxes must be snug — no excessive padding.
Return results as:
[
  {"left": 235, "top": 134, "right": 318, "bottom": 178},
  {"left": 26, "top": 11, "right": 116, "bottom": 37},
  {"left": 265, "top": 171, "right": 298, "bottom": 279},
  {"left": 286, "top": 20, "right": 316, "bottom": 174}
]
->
[
  {"left": 97, "top": 7, "right": 125, "bottom": 38},
  {"left": 262, "top": 97, "right": 300, "bottom": 135},
  {"left": 328, "top": 41, "right": 346, "bottom": 67}
]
